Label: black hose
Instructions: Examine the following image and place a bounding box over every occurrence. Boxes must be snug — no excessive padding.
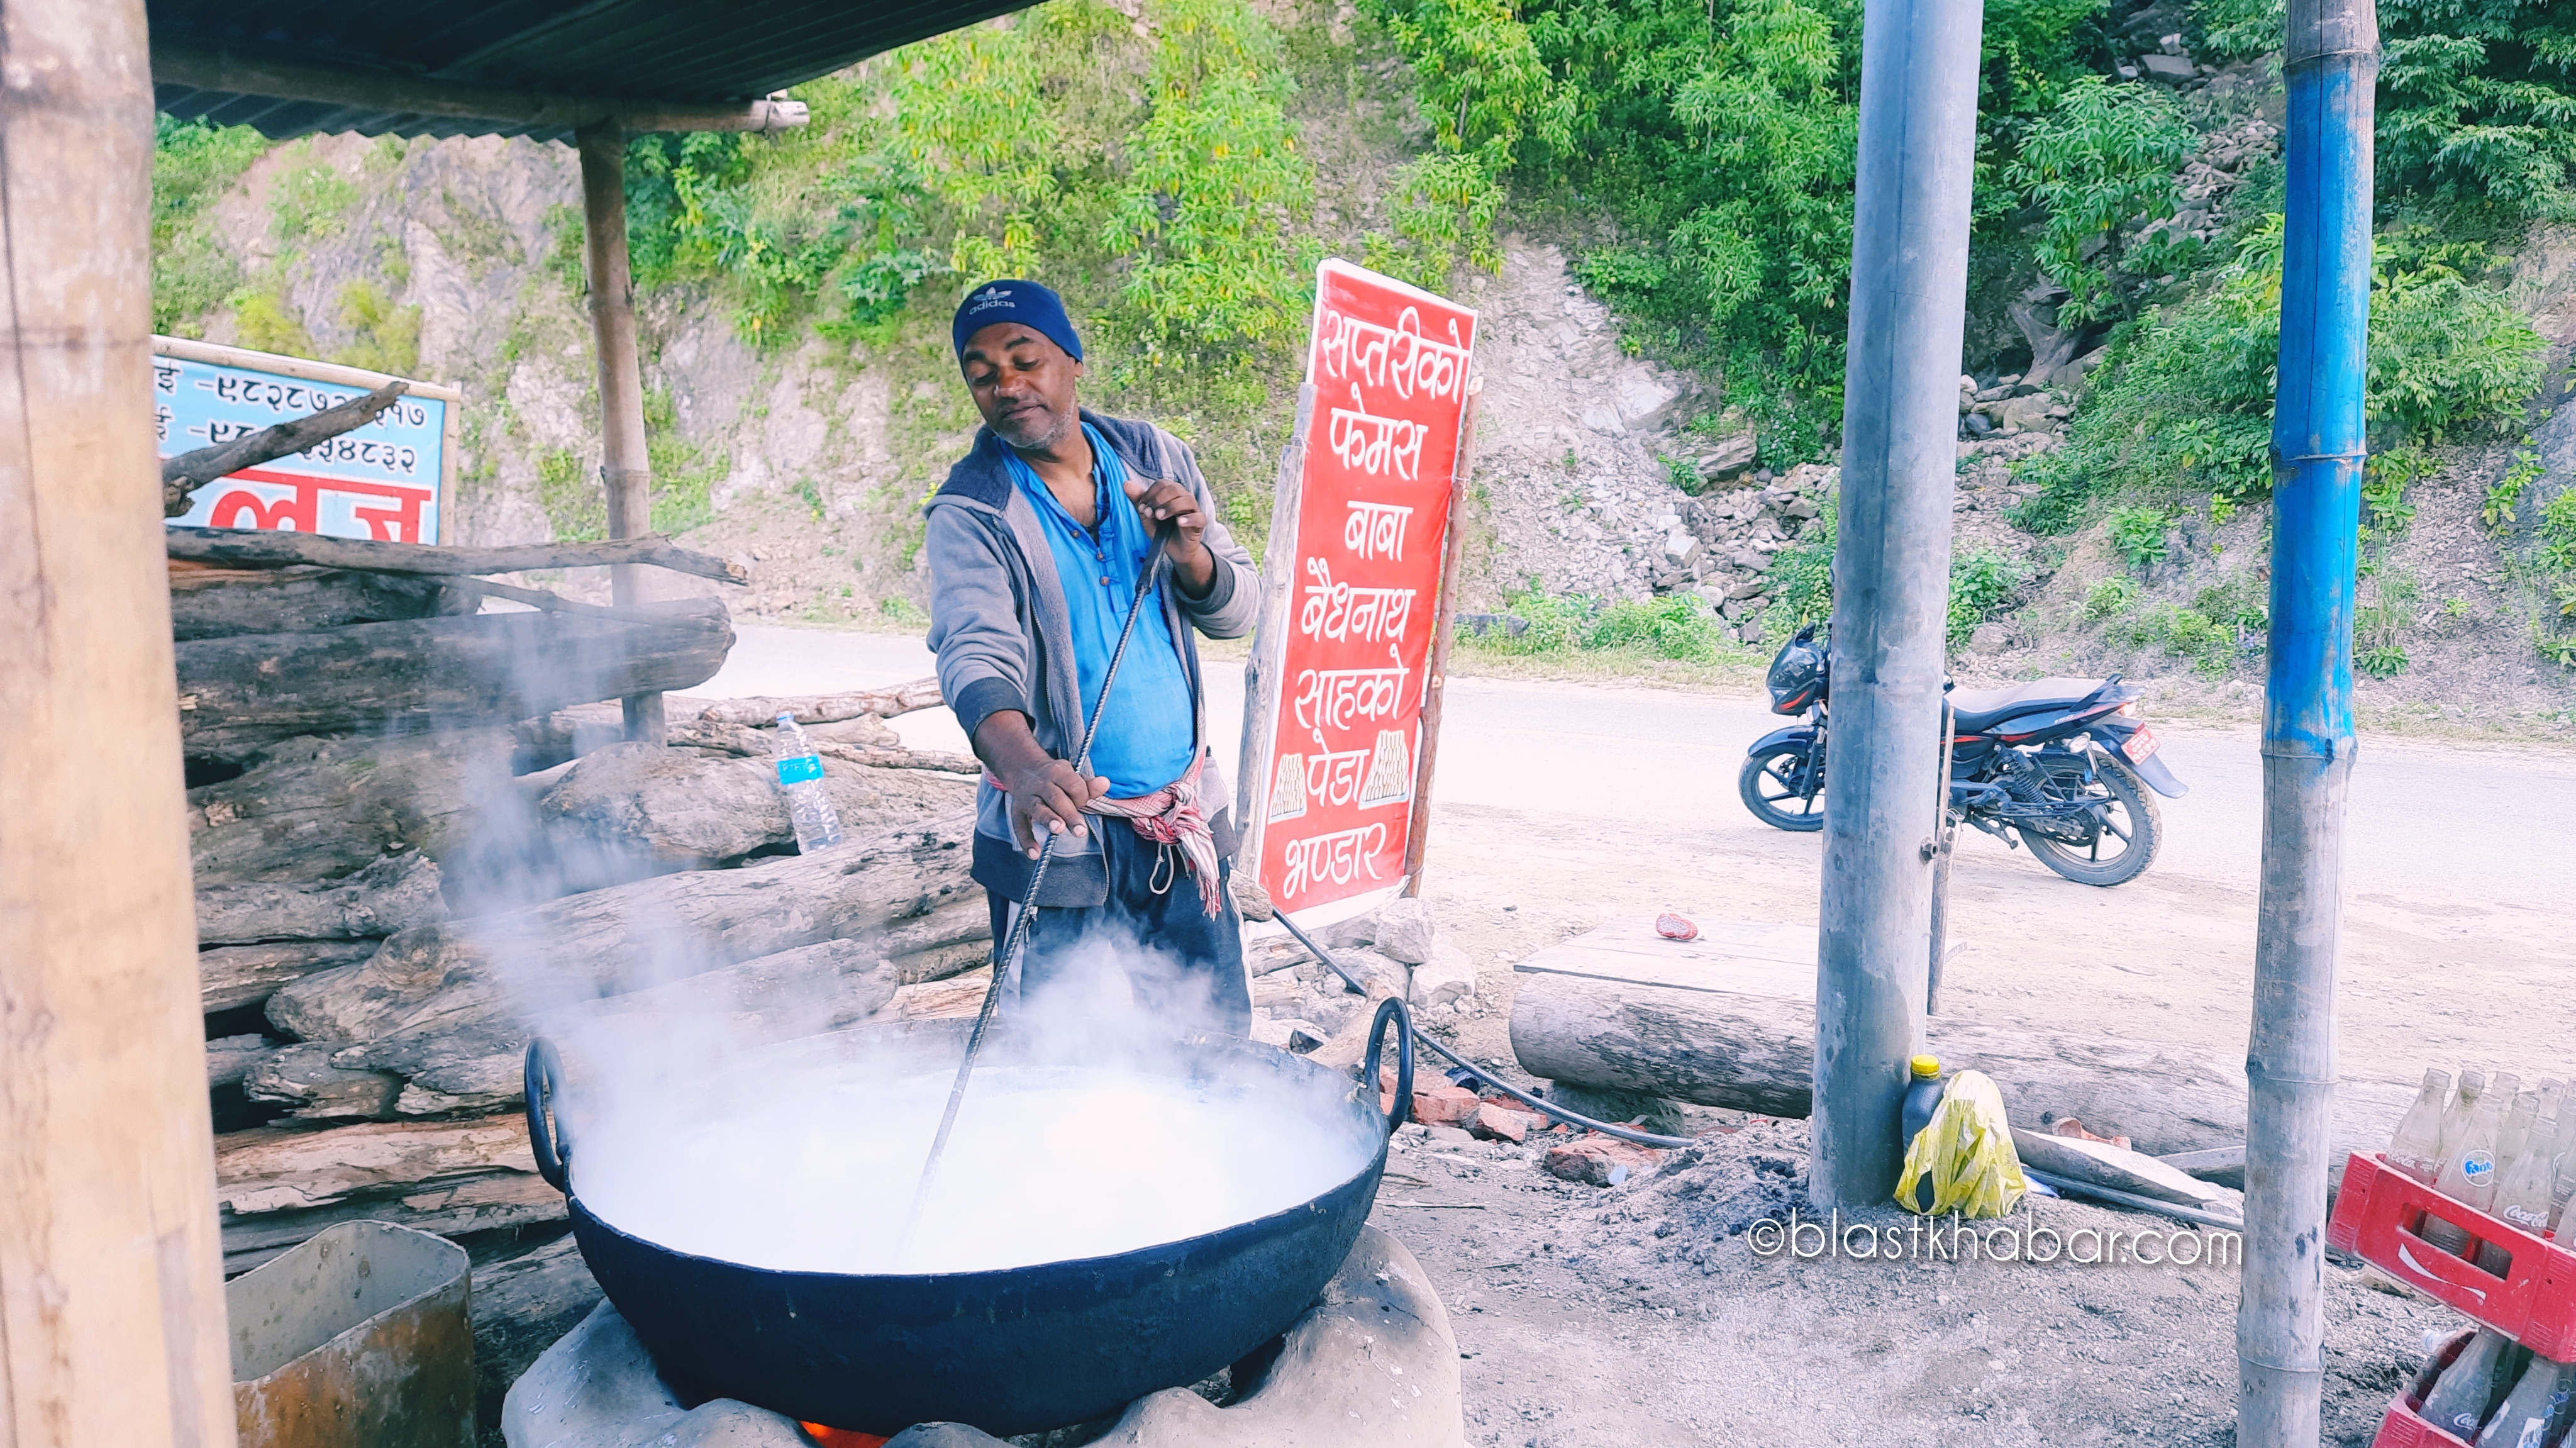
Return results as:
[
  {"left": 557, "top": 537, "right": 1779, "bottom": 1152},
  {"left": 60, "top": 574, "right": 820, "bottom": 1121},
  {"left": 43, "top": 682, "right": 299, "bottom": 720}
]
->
[{"left": 1260, "top": 906, "right": 1696, "bottom": 1150}]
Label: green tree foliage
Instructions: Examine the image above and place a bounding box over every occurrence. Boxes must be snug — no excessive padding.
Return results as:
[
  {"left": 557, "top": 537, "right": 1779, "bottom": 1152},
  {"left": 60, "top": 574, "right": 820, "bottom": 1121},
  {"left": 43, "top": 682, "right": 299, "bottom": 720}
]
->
[
  {"left": 2195, "top": 0, "right": 2576, "bottom": 221},
  {"left": 1530, "top": 0, "right": 1861, "bottom": 386},
  {"left": 1358, "top": 0, "right": 1572, "bottom": 287},
  {"left": 2012, "top": 218, "right": 2543, "bottom": 531},
  {"left": 2009, "top": 77, "right": 2199, "bottom": 323},
  {"left": 2379, "top": 0, "right": 2576, "bottom": 218},
  {"left": 152, "top": 116, "right": 270, "bottom": 335},
  {"left": 1103, "top": 0, "right": 1316, "bottom": 367}
]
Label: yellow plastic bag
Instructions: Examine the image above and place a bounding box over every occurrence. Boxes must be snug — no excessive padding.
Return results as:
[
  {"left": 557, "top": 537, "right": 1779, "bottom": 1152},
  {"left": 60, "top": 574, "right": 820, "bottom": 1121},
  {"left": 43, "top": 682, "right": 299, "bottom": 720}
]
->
[{"left": 1894, "top": 1069, "right": 2028, "bottom": 1218}]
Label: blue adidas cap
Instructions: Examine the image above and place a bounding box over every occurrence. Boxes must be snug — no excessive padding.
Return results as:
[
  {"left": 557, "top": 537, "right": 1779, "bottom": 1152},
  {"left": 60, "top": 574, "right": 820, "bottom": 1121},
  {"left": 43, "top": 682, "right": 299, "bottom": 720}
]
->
[{"left": 952, "top": 279, "right": 1084, "bottom": 364}]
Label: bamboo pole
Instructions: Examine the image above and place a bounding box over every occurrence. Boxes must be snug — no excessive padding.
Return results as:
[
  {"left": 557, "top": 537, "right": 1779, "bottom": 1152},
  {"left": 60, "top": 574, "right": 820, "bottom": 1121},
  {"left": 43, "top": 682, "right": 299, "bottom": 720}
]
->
[
  {"left": 1399, "top": 376, "right": 1482, "bottom": 896},
  {"left": 2238, "top": 0, "right": 2377, "bottom": 1440},
  {"left": 577, "top": 121, "right": 665, "bottom": 744},
  {"left": 0, "top": 1, "right": 240, "bottom": 1444}
]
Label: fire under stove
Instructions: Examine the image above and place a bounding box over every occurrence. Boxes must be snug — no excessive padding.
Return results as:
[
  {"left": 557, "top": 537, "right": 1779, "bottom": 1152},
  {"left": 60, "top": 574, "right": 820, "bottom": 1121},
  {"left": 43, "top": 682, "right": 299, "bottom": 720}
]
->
[{"left": 502, "top": 1225, "right": 1463, "bottom": 1448}]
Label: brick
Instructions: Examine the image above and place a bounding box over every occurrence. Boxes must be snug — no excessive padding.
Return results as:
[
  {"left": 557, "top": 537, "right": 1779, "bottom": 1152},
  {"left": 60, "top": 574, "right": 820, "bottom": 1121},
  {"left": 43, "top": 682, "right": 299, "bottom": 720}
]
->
[
  {"left": 1413, "top": 1084, "right": 1480, "bottom": 1125},
  {"left": 1470, "top": 1103, "right": 1533, "bottom": 1143},
  {"left": 1543, "top": 1135, "right": 1663, "bottom": 1186}
]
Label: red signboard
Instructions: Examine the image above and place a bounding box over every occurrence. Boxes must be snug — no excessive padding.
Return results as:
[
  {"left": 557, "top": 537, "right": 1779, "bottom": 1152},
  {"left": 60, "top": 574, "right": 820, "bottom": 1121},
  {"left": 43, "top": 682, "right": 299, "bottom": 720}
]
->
[{"left": 1251, "top": 260, "right": 1477, "bottom": 918}]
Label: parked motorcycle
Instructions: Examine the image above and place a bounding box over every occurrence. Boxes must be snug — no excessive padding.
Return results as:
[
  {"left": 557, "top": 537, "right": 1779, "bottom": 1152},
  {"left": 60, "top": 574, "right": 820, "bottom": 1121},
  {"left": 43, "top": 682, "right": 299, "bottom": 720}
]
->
[{"left": 1738, "top": 623, "right": 2190, "bottom": 887}]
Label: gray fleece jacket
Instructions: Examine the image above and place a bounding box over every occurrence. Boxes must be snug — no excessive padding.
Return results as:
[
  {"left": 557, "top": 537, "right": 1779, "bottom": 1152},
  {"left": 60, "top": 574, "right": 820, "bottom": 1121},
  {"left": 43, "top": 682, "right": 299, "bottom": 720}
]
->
[{"left": 924, "top": 409, "right": 1262, "bottom": 906}]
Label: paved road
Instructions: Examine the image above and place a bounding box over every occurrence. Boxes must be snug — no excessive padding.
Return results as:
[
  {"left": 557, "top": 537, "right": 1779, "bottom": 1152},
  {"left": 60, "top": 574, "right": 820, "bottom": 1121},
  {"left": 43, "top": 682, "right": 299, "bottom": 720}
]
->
[{"left": 707, "top": 623, "right": 2576, "bottom": 1089}]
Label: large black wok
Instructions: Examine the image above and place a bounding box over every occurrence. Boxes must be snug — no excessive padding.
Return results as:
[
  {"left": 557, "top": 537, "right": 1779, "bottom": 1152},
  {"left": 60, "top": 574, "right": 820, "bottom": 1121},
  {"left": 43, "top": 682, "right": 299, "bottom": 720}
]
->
[{"left": 522, "top": 1000, "right": 1413, "bottom": 1437}]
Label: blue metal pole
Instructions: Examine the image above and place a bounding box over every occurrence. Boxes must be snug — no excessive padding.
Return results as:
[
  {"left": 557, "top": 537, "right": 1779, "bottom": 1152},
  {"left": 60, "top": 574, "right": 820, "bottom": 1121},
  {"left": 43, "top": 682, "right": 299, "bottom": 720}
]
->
[
  {"left": 2240, "top": 0, "right": 2376, "bottom": 1439},
  {"left": 1811, "top": 0, "right": 1985, "bottom": 1206}
]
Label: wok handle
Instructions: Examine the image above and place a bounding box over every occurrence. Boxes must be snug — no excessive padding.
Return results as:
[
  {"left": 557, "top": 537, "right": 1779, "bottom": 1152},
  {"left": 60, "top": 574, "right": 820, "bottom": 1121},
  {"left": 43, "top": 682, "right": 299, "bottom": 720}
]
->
[
  {"left": 523, "top": 1037, "right": 571, "bottom": 1193},
  {"left": 1360, "top": 997, "right": 1414, "bottom": 1135}
]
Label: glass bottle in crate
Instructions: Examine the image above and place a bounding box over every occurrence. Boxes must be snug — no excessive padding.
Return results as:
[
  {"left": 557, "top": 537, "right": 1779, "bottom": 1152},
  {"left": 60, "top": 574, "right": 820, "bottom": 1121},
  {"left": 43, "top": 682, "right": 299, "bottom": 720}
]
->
[
  {"left": 2476, "top": 1351, "right": 2572, "bottom": 1448},
  {"left": 770, "top": 713, "right": 843, "bottom": 854},
  {"left": 2499, "top": 1090, "right": 2543, "bottom": 1183},
  {"left": 2424, "top": 1328, "right": 2515, "bottom": 1440},
  {"left": 2491, "top": 1083, "right": 2565, "bottom": 1243},
  {"left": 2439, "top": 1072, "right": 2490, "bottom": 1171},
  {"left": 2390, "top": 1068, "right": 2457, "bottom": 1184},
  {"left": 2427, "top": 1073, "right": 2520, "bottom": 1257}
]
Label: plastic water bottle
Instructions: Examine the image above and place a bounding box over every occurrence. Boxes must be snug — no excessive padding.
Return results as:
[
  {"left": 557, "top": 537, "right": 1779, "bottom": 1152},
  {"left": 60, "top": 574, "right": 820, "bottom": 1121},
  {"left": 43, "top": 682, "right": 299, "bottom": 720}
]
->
[
  {"left": 1901, "top": 1055, "right": 1945, "bottom": 1211},
  {"left": 2423, "top": 1328, "right": 2514, "bottom": 1440},
  {"left": 2428, "top": 1073, "right": 2521, "bottom": 1256},
  {"left": 2477, "top": 1352, "right": 2572, "bottom": 1448},
  {"left": 770, "top": 713, "right": 843, "bottom": 854},
  {"left": 2389, "top": 1068, "right": 2455, "bottom": 1184}
]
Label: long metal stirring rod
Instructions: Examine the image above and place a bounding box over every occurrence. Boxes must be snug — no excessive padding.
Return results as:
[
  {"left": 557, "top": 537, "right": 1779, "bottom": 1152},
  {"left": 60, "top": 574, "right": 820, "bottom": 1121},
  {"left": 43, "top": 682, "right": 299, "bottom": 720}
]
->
[{"left": 897, "top": 543, "right": 1171, "bottom": 1249}]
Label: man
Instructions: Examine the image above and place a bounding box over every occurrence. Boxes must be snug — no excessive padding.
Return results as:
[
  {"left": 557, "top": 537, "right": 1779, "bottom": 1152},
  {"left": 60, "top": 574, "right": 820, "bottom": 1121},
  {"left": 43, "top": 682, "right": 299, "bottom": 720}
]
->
[{"left": 925, "top": 280, "right": 1262, "bottom": 1032}]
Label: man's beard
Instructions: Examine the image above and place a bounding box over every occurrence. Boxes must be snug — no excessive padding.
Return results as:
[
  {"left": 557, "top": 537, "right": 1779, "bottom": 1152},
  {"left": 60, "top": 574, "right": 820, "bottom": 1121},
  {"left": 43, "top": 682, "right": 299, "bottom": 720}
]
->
[{"left": 995, "top": 401, "right": 1075, "bottom": 453}]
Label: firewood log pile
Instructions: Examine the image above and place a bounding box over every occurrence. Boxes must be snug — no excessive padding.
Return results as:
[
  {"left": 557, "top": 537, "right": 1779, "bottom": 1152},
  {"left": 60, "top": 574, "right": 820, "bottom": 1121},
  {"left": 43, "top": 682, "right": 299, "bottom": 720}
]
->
[{"left": 176, "top": 528, "right": 985, "bottom": 1274}]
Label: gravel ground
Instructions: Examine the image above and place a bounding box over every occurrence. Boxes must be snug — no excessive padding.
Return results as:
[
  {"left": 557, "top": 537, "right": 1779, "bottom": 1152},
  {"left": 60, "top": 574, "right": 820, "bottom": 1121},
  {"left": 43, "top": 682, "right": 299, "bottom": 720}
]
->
[{"left": 1366, "top": 1112, "right": 2451, "bottom": 1447}]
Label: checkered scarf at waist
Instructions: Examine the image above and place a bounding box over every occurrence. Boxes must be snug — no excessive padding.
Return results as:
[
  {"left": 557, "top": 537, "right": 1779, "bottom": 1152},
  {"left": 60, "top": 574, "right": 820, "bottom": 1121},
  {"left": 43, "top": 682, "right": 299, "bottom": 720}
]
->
[{"left": 985, "top": 753, "right": 1222, "bottom": 915}]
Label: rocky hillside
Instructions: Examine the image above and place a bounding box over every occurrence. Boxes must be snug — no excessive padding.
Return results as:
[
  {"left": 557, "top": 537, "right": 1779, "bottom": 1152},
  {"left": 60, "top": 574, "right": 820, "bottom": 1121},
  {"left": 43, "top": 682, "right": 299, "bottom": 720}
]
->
[{"left": 150, "top": 0, "right": 2576, "bottom": 730}]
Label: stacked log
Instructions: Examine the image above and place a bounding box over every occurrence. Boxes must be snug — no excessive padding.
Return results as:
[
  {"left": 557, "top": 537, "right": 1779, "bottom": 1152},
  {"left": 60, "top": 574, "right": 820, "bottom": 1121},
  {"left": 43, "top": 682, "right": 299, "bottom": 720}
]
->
[{"left": 172, "top": 532, "right": 990, "bottom": 1273}]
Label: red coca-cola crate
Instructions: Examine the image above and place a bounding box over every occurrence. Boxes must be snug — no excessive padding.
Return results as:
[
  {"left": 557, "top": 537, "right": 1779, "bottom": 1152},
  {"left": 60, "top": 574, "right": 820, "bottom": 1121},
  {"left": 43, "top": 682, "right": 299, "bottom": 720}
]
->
[
  {"left": 2329, "top": 1152, "right": 2576, "bottom": 1358},
  {"left": 2371, "top": 1328, "right": 2477, "bottom": 1448}
]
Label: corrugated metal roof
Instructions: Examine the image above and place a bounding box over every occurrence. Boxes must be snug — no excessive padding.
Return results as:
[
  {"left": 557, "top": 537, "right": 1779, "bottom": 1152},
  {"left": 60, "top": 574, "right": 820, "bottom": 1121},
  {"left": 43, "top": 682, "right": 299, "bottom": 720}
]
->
[{"left": 150, "top": 0, "right": 1034, "bottom": 140}]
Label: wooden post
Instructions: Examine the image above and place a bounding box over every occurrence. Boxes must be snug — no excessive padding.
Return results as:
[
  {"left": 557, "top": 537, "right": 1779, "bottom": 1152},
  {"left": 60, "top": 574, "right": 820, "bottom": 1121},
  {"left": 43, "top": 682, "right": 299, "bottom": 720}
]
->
[
  {"left": 1231, "top": 384, "right": 1316, "bottom": 878},
  {"left": 1399, "top": 377, "right": 1482, "bottom": 896},
  {"left": 0, "top": 1, "right": 240, "bottom": 1443},
  {"left": 575, "top": 121, "right": 664, "bottom": 744}
]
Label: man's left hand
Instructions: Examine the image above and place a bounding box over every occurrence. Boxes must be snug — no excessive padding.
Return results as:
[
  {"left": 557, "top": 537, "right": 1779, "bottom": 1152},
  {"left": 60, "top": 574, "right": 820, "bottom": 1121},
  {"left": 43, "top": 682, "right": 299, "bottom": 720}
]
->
[{"left": 1125, "top": 478, "right": 1218, "bottom": 597}]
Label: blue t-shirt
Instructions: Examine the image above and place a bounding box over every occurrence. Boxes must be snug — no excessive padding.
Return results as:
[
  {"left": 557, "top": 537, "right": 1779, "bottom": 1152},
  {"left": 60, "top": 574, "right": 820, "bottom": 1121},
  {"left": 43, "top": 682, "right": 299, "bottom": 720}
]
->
[{"left": 999, "top": 425, "right": 1197, "bottom": 796}]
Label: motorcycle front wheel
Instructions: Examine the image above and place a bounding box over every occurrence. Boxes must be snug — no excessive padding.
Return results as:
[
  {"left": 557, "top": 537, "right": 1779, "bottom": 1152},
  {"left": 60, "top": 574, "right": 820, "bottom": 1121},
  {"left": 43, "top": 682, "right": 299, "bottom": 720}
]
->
[
  {"left": 2019, "top": 749, "right": 2161, "bottom": 887},
  {"left": 1739, "top": 743, "right": 1826, "bottom": 832}
]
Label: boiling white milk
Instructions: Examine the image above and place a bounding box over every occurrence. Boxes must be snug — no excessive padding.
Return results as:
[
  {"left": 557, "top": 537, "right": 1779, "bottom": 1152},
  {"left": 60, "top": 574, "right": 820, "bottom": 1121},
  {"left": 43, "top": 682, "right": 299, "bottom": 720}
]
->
[{"left": 570, "top": 1066, "right": 1375, "bottom": 1274}]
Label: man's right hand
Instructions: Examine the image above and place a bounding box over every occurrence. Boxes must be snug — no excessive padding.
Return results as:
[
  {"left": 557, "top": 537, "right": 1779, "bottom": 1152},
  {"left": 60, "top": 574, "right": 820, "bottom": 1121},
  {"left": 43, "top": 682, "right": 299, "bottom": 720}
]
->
[
  {"left": 974, "top": 710, "right": 1112, "bottom": 858},
  {"left": 1001, "top": 757, "right": 1112, "bottom": 857}
]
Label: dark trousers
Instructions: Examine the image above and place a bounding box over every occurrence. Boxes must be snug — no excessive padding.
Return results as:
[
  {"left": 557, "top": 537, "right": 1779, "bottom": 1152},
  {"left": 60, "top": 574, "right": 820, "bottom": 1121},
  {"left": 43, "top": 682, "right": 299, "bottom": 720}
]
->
[{"left": 984, "top": 825, "right": 1251, "bottom": 1036}]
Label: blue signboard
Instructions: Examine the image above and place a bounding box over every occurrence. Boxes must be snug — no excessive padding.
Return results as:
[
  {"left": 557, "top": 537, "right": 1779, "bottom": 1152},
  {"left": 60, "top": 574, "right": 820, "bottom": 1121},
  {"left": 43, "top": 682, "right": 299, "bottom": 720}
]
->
[{"left": 155, "top": 340, "right": 459, "bottom": 545}]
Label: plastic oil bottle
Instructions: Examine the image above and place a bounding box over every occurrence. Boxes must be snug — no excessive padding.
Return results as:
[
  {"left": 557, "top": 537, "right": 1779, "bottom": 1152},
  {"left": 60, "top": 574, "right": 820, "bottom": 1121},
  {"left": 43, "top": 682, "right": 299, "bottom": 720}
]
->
[{"left": 1901, "top": 1055, "right": 1945, "bottom": 1211}]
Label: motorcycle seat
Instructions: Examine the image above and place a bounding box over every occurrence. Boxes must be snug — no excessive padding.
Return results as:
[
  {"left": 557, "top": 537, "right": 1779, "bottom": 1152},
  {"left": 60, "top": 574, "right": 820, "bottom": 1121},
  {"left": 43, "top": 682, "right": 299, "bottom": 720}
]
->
[{"left": 1948, "top": 677, "right": 2104, "bottom": 732}]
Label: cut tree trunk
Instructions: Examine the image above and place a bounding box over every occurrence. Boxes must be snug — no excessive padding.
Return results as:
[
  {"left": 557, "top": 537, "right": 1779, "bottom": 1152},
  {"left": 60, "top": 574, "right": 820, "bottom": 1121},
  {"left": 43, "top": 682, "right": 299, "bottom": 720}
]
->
[
  {"left": 267, "top": 818, "right": 977, "bottom": 1047},
  {"left": 214, "top": 1116, "right": 558, "bottom": 1274},
  {"left": 196, "top": 851, "right": 447, "bottom": 947},
  {"left": 165, "top": 525, "right": 746, "bottom": 584},
  {"left": 538, "top": 742, "right": 976, "bottom": 877},
  {"left": 200, "top": 938, "right": 380, "bottom": 1013},
  {"left": 274, "top": 925, "right": 983, "bottom": 1121},
  {"left": 319, "top": 936, "right": 918, "bottom": 1117},
  {"left": 1506, "top": 920, "right": 2416, "bottom": 1162},
  {"left": 176, "top": 602, "right": 735, "bottom": 760},
  {"left": 696, "top": 677, "right": 943, "bottom": 727},
  {"left": 169, "top": 564, "right": 472, "bottom": 640},
  {"left": 190, "top": 728, "right": 517, "bottom": 884}
]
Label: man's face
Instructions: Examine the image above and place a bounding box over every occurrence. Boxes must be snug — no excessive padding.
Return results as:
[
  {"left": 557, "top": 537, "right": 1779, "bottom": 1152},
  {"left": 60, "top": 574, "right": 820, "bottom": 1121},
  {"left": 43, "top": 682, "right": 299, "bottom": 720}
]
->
[{"left": 961, "top": 323, "right": 1084, "bottom": 452}]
